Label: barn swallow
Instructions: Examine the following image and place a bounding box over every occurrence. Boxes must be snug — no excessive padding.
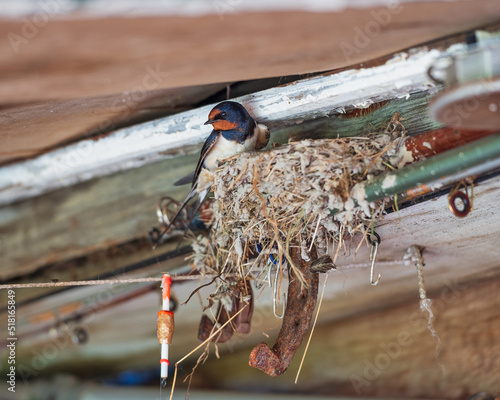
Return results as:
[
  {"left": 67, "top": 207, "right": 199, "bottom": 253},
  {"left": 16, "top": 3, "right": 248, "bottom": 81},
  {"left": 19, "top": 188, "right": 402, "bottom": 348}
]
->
[{"left": 158, "top": 101, "right": 269, "bottom": 239}]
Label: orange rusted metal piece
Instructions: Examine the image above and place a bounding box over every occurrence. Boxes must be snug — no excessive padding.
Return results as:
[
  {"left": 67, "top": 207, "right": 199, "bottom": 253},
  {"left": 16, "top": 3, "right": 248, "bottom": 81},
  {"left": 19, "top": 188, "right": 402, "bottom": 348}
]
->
[{"left": 404, "top": 128, "right": 495, "bottom": 164}]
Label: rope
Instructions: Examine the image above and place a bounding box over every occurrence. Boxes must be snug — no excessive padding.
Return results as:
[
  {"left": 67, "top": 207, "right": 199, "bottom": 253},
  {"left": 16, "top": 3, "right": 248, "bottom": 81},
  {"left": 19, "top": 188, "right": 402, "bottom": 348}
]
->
[
  {"left": 0, "top": 274, "right": 205, "bottom": 290},
  {"left": 0, "top": 260, "right": 404, "bottom": 290},
  {"left": 341, "top": 259, "right": 403, "bottom": 269}
]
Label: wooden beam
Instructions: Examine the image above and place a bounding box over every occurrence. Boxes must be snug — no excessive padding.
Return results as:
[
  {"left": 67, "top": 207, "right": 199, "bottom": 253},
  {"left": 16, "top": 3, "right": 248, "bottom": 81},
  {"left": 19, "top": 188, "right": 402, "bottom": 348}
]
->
[
  {"left": 4, "top": 176, "right": 500, "bottom": 397},
  {"left": 0, "top": 47, "right": 442, "bottom": 206},
  {"left": 0, "top": 238, "right": 191, "bottom": 305},
  {"left": 0, "top": 153, "right": 198, "bottom": 280},
  {"left": 0, "top": 84, "right": 225, "bottom": 165},
  {"left": 199, "top": 278, "right": 500, "bottom": 399},
  {"left": 1, "top": 2, "right": 498, "bottom": 103},
  {"left": 0, "top": 89, "right": 443, "bottom": 280}
]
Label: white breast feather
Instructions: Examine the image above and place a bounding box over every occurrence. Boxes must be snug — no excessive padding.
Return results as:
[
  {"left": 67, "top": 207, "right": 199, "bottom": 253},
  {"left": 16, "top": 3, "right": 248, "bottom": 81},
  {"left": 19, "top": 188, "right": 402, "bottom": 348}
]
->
[
  {"left": 203, "top": 124, "right": 270, "bottom": 170},
  {"left": 203, "top": 136, "right": 245, "bottom": 171}
]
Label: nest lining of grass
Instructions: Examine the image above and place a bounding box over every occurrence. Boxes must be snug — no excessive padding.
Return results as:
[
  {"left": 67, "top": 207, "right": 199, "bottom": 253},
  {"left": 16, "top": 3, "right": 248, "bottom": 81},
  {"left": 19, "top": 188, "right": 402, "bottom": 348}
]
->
[{"left": 191, "top": 124, "right": 408, "bottom": 292}]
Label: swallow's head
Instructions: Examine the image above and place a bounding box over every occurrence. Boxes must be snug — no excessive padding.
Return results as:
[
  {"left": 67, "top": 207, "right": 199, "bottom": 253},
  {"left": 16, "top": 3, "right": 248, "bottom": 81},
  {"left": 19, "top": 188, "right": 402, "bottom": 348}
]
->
[{"left": 204, "top": 101, "right": 253, "bottom": 131}]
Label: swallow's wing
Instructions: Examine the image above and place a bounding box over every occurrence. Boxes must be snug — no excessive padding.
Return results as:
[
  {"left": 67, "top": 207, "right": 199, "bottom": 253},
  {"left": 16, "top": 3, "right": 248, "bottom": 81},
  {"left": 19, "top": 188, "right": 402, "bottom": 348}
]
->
[
  {"left": 192, "top": 130, "right": 220, "bottom": 186},
  {"left": 152, "top": 131, "right": 220, "bottom": 247}
]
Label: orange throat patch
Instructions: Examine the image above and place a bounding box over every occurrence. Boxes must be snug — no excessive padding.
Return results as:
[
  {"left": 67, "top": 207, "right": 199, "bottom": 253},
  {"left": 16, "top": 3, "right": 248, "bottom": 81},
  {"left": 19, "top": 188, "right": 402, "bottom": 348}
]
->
[{"left": 211, "top": 120, "right": 238, "bottom": 131}]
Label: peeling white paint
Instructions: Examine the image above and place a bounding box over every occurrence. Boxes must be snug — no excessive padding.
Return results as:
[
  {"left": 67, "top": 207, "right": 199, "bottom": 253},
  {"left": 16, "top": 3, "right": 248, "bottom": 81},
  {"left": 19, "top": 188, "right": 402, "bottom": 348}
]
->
[
  {"left": 352, "top": 100, "right": 374, "bottom": 109},
  {"left": 0, "top": 47, "right": 442, "bottom": 206},
  {"left": 386, "top": 52, "right": 409, "bottom": 64},
  {"left": 351, "top": 184, "right": 371, "bottom": 216},
  {"left": 423, "top": 141, "right": 433, "bottom": 149},
  {"left": 395, "top": 147, "right": 415, "bottom": 169}
]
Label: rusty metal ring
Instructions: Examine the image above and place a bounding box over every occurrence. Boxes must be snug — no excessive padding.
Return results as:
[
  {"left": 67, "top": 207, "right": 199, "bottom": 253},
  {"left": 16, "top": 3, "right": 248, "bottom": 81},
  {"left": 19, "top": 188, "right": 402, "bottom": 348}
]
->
[{"left": 449, "top": 190, "right": 471, "bottom": 217}]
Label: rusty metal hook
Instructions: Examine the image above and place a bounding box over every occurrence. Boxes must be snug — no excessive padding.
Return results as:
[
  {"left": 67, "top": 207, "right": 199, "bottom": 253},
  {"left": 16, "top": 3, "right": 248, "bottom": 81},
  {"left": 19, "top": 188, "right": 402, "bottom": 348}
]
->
[{"left": 368, "top": 231, "right": 381, "bottom": 286}]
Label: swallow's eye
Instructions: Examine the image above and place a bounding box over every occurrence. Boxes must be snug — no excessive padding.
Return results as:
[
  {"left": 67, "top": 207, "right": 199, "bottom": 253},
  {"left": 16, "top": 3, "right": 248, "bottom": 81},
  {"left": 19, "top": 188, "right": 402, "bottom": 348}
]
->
[{"left": 220, "top": 111, "right": 227, "bottom": 118}]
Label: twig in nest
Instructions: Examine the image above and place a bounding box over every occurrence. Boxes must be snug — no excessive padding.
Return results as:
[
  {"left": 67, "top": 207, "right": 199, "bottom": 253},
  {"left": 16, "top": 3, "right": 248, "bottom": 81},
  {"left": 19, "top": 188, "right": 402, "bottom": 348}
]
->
[
  {"left": 362, "top": 140, "right": 397, "bottom": 179},
  {"left": 308, "top": 213, "right": 321, "bottom": 252},
  {"left": 182, "top": 277, "right": 218, "bottom": 306},
  {"left": 252, "top": 161, "right": 269, "bottom": 219},
  {"left": 183, "top": 342, "right": 210, "bottom": 398},
  {"left": 229, "top": 160, "right": 249, "bottom": 190}
]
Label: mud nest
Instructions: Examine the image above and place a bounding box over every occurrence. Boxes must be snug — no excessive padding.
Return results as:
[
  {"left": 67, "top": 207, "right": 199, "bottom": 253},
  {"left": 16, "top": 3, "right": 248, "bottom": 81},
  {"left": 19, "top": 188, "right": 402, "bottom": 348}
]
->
[{"left": 191, "top": 120, "right": 408, "bottom": 290}]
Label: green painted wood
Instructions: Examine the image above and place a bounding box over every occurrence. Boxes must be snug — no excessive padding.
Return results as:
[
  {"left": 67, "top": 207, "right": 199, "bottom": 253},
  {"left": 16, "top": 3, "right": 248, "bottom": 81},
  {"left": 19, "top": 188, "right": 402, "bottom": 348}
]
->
[
  {"left": 363, "top": 134, "right": 500, "bottom": 202},
  {"left": 0, "top": 152, "right": 199, "bottom": 281},
  {"left": 270, "top": 91, "right": 443, "bottom": 146}
]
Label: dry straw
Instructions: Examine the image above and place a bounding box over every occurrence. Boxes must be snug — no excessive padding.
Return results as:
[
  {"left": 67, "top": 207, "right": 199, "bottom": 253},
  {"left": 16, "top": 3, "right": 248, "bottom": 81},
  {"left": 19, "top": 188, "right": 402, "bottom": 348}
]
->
[{"left": 191, "top": 118, "right": 408, "bottom": 297}]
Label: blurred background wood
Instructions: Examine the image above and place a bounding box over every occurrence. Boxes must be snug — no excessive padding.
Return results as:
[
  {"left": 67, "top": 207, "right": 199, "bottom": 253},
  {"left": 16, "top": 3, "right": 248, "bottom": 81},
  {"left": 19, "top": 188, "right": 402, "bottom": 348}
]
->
[
  {"left": 1, "top": 1, "right": 500, "bottom": 164},
  {"left": 1, "top": 1, "right": 500, "bottom": 399}
]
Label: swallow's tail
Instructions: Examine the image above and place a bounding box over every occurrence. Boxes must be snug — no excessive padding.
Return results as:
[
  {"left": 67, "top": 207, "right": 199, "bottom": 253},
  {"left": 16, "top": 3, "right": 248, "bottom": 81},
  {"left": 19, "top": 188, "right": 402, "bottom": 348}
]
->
[
  {"left": 173, "top": 172, "right": 195, "bottom": 186},
  {"left": 152, "top": 185, "right": 197, "bottom": 247}
]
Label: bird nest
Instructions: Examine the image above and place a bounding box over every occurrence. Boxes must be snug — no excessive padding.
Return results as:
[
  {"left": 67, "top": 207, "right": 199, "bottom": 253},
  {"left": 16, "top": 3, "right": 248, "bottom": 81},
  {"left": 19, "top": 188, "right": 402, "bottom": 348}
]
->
[{"left": 191, "top": 123, "right": 408, "bottom": 289}]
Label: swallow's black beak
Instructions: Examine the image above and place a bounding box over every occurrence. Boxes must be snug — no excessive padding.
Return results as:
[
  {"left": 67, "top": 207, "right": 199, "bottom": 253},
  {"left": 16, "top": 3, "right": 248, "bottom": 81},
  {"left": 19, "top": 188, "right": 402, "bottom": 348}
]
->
[{"left": 204, "top": 119, "right": 216, "bottom": 125}]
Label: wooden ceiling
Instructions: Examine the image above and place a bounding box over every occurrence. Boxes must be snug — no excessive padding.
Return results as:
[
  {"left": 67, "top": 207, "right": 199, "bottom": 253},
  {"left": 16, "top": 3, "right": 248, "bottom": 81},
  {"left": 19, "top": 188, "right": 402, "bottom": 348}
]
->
[
  {"left": 1, "top": 2, "right": 500, "bottom": 399},
  {"left": 1, "top": 0, "right": 500, "bottom": 164}
]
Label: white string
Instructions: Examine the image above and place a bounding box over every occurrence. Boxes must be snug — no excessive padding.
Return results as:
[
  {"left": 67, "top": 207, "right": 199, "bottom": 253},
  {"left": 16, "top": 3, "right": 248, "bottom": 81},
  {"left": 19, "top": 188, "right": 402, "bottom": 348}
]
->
[
  {"left": 1, "top": 260, "right": 404, "bottom": 290},
  {"left": 0, "top": 274, "right": 205, "bottom": 289}
]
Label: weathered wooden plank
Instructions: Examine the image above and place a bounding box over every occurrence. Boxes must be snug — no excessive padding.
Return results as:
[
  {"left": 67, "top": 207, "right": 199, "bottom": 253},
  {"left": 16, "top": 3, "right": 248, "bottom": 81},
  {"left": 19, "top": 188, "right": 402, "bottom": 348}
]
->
[
  {"left": 0, "top": 239, "right": 191, "bottom": 305},
  {"left": 271, "top": 90, "right": 443, "bottom": 145},
  {"left": 0, "top": 153, "right": 198, "bottom": 280},
  {"left": 0, "top": 48, "right": 442, "bottom": 206},
  {"left": 3, "top": 177, "right": 500, "bottom": 398},
  {"left": 0, "top": 84, "right": 225, "bottom": 165},
  {"left": 0, "top": 89, "right": 443, "bottom": 281},
  {"left": 200, "top": 278, "right": 500, "bottom": 399},
  {"left": 1, "top": 2, "right": 498, "bottom": 104}
]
